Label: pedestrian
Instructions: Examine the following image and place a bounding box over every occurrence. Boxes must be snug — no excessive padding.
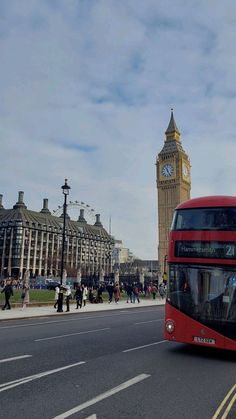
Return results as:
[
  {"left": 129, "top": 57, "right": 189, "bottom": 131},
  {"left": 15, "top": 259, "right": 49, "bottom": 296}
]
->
[
  {"left": 151, "top": 284, "right": 158, "bottom": 300},
  {"left": 126, "top": 284, "right": 133, "bottom": 303},
  {"left": 106, "top": 282, "right": 114, "bottom": 303},
  {"left": 97, "top": 285, "right": 103, "bottom": 303},
  {"left": 54, "top": 285, "right": 60, "bottom": 309},
  {"left": 133, "top": 284, "right": 140, "bottom": 304},
  {"left": 159, "top": 283, "right": 166, "bottom": 299},
  {"left": 82, "top": 285, "right": 88, "bottom": 307},
  {"left": 74, "top": 285, "right": 83, "bottom": 309},
  {"left": 57, "top": 286, "right": 65, "bottom": 312},
  {"left": 88, "top": 288, "right": 96, "bottom": 304},
  {"left": 21, "top": 281, "right": 30, "bottom": 310},
  {"left": 114, "top": 283, "right": 120, "bottom": 304},
  {"left": 65, "top": 285, "right": 72, "bottom": 312},
  {"left": 1, "top": 279, "right": 14, "bottom": 310}
]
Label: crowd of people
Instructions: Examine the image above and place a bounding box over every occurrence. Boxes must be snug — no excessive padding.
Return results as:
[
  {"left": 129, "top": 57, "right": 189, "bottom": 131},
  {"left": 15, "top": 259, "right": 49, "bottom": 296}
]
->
[
  {"left": 0, "top": 278, "right": 166, "bottom": 313},
  {"left": 52, "top": 281, "right": 167, "bottom": 312}
]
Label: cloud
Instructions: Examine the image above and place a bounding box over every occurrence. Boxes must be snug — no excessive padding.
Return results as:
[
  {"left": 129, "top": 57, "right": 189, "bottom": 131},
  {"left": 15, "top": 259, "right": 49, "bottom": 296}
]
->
[{"left": 52, "top": 139, "right": 98, "bottom": 153}]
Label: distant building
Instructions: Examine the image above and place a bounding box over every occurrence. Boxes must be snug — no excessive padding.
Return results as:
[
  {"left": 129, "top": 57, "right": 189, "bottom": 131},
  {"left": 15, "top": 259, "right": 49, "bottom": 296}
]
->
[
  {"left": 118, "top": 259, "right": 160, "bottom": 285},
  {"left": 0, "top": 192, "right": 114, "bottom": 279},
  {"left": 113, "top": 239, "right": 135, "bottom": 266}
]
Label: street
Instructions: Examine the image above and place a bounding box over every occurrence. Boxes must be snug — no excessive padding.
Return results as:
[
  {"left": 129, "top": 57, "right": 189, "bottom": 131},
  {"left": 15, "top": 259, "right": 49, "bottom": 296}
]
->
[{"left": 0, "top": 306, "right": 235, "bottom": 418}]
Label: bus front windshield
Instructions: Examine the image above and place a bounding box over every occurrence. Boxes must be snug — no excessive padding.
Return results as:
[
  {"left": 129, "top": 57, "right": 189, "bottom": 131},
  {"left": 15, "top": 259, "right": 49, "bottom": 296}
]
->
[
  {"left": 168, "top": 264, "right": 236, "bottom": 325},
  {"left": 172, "top": 207, "right": 236, "bottom": 231}
]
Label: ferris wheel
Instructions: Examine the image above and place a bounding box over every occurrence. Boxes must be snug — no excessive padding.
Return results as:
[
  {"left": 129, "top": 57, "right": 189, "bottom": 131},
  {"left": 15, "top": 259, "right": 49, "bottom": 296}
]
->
[{"left": 52, "top": 200, "right": 97, "bottom": 224}]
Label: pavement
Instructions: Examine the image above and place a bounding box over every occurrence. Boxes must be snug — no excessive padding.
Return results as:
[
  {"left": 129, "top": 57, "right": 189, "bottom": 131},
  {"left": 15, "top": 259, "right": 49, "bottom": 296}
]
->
[{"left": 0, "top": 298, "right": 165, "bottom": 321}]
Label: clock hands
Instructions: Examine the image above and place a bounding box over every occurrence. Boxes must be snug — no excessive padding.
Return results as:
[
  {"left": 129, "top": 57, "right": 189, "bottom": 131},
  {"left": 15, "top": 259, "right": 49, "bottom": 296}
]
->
[{"left": 162, "top": 164, "right": 173, "bottom": 177}]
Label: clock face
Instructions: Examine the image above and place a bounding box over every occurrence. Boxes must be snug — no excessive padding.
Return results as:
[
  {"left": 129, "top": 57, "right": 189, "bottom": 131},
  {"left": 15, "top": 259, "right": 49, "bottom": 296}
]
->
[
  {"left": 183, "top": 164, "right": 189, "bottom": 178},
  {"left": 162, "top": 163, "right": 174, "bottom": 177}
]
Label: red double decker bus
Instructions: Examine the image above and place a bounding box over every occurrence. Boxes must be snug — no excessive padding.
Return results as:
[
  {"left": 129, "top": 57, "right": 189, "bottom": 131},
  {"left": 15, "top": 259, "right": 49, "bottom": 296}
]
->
[{"left": 164, "top": 196, "right": 236, "bottom": 350}]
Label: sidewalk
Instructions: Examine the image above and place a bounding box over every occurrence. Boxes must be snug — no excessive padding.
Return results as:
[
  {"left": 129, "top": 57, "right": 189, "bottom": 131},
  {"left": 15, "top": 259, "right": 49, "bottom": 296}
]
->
[{"left": 0, "top": 298, "right": 165, "bottom": 321}]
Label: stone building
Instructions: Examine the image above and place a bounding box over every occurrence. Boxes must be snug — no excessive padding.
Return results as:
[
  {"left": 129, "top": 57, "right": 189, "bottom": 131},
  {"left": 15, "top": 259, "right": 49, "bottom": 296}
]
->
[
  {"left": 0, "top": 191, "right": 114, "bottom": 280},
  {"left": 156, "top": 111, "right": 191, "bottom": 275}
]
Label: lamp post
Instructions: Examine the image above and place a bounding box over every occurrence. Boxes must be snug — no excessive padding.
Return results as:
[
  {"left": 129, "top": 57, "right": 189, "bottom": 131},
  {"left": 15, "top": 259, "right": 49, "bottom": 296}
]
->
[{"left": 60, "top": 179, "right": 71, "bottom": 285}]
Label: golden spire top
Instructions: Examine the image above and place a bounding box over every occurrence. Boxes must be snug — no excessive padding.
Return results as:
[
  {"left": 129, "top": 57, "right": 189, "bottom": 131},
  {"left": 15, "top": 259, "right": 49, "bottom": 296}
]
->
[{"left": 165, "top": 109, "right": 181, "bottom": 141}]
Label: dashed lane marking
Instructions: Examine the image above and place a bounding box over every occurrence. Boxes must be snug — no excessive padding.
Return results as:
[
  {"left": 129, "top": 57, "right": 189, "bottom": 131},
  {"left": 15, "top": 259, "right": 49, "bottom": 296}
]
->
[
  {"left": 0, "top": 361, "right": 86, "bottom": 392},
  {"left": 52, "top": 374, "right": 150, "bottom": 419},
  {"left": 0, "top": 355, "right": 32, "bottom": 363},
  {"left": 123, "top": 340, "right": 167, "bottom": 352},
  {"left": 134, "top": 319, "right": 164, "bottom": 325},
  {"left": 35, "top": 327, "right": 110, "bottom": 342}
]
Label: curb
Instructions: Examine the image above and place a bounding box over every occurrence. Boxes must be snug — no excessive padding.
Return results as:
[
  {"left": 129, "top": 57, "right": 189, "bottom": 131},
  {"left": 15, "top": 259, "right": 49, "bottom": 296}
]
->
[{"left": 0, "top": 301, "right": 165, "bottom": 322}]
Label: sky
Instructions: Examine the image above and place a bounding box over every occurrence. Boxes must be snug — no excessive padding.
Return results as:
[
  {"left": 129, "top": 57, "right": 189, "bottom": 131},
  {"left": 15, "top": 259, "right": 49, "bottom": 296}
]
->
[{"left": 1, "top": 0, "right": 236, "bottom": 259}]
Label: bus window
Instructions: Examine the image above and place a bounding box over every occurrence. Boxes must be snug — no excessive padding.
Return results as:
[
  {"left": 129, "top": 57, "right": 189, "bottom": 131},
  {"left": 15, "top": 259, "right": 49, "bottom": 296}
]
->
[
  {"left": 227, "top": 210, "right": 236, "bottom": 230},
  {"left": 225, "top": 275, "right": 236, "bottom": 320},
  {"left": 173, "top": 208, "right": 236, "bottom": 231},
  {"left": 168, "top": 264, "right": 236, "bottom": 322}
]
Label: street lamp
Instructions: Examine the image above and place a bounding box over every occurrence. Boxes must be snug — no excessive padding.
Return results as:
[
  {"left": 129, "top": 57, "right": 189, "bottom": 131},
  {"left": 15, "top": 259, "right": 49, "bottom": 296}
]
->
[{"left": 60, "top": 179, "right": 71, "bottom": 285}]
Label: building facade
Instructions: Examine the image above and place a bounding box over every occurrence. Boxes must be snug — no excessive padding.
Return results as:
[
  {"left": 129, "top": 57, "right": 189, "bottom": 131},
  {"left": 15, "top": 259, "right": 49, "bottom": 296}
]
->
[
  {"left": 0, "top": 192, "right": 114, "bottom": 280},
  {"left": 113, "top": 239, "right": 135, "bottom": 266},
  {"left": 156, "top": 111, "right": 191, "bottom": 275}
]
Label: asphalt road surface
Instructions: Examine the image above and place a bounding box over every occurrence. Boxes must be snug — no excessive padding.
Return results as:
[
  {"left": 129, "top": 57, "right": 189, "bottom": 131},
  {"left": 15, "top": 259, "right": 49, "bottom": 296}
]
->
[{"left": 0, "top": 306, "right": 235, "bottom": 419}]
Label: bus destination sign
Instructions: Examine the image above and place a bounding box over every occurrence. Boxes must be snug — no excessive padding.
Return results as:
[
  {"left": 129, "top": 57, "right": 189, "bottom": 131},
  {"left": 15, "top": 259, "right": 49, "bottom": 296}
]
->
[{"left": 175, "top": 241, "right": 236, "bottom": 259}]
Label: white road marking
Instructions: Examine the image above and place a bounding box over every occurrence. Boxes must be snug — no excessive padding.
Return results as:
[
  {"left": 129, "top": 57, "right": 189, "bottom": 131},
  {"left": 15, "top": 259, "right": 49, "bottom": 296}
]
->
[
  {"left": 35, "top": 327, "right": 110, "bottom": 342},
  {"left": 85, "top": 415, "right": 97, "bottom": 419},
  {"left": 0, "top": 309, "right": 163, "bottom": 329},
  {"left": 134, "top": 319, "right": 164, "bottom": 325},
  {"left": 52, "top": 373, "right": 150, "bottom": 419},
  {"left": 0, "top": 361, "right": 85, "bottom": 392},
  {"left": 123, "top": 340, "right": 167, "bottom": 352},
  {"left": 0, "top": 355, "right": 32, "bottom": 364}
]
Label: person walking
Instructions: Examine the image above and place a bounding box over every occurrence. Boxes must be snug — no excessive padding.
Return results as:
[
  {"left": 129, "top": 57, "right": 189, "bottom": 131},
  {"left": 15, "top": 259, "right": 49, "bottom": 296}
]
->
[
  {"left": 106, "top": 282, "right": 114, "bottom": 303},
  {"left": 159, "top": 283, "right": 166, "bottom": 299},
  {"left": 151, "top": 284, "right": 158, "bottom": 300},
  {"left": 114, "top": 283, "right": 120, "bottom": 304},
  {"left": 97, "top": 285, "right": 103, "bottom": 303},
  {"left": 133, "top": 284, "right": 140, "bottom": 304},
  {"left": 74, "top": 285, "right": 83, "bottom": 309},
  {"left": 21, "top": 281, "right": 30, "bottom": 310},
  {"left": 57, "top": 286, "right": 65, "bottom": 312},
  {"left": 82, "top": 285, "right": 88, "bottom": 307},
  {"left": 1, "top": 279, "right": 14, "bottom": 310},
  {"left": 65, "top": 285, "right": 72, "bottom": 312},
  {"left": 54, "top": 285, "right": 60, "bottom": 309},
  {"left": 126, "top": 284, "right": 133, "bottom": 303}
]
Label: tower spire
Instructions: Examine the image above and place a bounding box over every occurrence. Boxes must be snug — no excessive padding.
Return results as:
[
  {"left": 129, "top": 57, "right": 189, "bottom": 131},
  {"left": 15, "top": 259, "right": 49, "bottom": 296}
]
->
[{"left": 165, "top": 109, "right": 181, "bottom": 141}]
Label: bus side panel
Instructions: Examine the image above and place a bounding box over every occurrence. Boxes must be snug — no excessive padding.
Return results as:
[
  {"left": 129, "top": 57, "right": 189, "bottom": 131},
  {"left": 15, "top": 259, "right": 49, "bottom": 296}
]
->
[{"left": 165, "top": 302, "right": 236, "bottom": 350}]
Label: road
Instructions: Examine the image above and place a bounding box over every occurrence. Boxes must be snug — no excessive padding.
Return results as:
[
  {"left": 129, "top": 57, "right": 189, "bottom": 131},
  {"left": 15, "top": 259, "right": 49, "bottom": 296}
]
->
[{"left": 0, "top": 306, "right": 235, "bottom": 419}]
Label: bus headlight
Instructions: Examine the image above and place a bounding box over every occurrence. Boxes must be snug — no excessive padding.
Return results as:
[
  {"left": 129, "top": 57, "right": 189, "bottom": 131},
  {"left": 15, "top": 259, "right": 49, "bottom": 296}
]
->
[{"left": 166, "top": 320, "right": 175, "bottom": 334}]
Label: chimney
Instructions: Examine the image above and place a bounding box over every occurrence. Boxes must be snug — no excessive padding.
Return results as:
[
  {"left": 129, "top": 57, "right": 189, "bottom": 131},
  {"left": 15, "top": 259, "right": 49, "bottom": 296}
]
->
[
  {"left": 40, "top": 198, "right": 51, "bottom": 215},
  {"left": 94, "top": 213, "right": 102, "bottom": 227},
  {"left": 13, "top": 191, "right": 27, "bottom": 209},
  {"left": 0, "top": 194, "right": 3, "bottom": 209},
  {"left": 78, "top": 209, "right": 87, "bottom": 223}
]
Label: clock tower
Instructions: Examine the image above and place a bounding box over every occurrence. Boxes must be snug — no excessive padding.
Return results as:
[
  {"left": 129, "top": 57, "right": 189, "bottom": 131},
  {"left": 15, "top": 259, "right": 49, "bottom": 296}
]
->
[{"left": 156, "top": 111, "right": 191, "bottom": 276}]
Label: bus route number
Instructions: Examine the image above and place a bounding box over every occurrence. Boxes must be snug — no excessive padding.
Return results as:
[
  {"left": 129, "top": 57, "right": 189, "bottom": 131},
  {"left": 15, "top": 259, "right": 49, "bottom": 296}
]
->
[{"left": 226, "top": 245, "right": 235, "bottom": 257}]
